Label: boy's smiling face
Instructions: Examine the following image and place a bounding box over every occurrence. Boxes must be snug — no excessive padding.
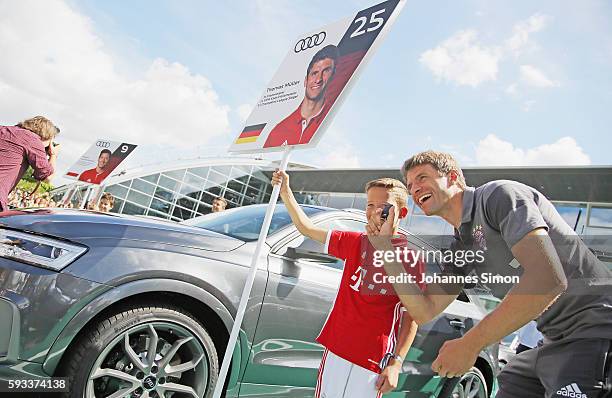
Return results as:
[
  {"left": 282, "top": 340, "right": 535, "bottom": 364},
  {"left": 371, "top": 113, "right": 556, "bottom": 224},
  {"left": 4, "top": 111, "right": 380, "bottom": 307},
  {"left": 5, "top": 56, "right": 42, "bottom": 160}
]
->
[{"left": 365, "top": 186, "right": 407, "bottom": 233}]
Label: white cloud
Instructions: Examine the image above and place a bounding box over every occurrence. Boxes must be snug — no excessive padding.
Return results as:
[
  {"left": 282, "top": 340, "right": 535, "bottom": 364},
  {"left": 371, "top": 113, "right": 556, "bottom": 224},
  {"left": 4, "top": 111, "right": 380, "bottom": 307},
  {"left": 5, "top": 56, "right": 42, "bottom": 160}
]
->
[
  {"left": 419, "top": 30, "right": 502, "bottom": 87},
  {"left": 505, "top": 84, "right": 518, "bottom": 96},
  {"left": 522, "top": 100, "right": 536, "bottom": 112},
  {"left": 504, "top": 66, "right": 559, "bottom": 104},
  {"left": 293, "top": 128, "right": 361, "bottom": 168},
  {"left": 520, "top": 65, "right": 560, "bottom": 88},
  {"left": 506, "top": 14, "right": 551, "bottom": 57},
  {"left": 422, "top": 13, "right": 556, "bottom": 93},
  {"left": 475, "top": 134, "right": 590, "bottom": 166},
  {"left": 317, "top": 129, "right": 361, "bottom": 168},
  {"left": 0, "top": 0, "right": 230, "bottom": 184},
  {"left": 319, "top": 147, "right": 361, "bottom": 168},
  {"left": 236, "top": 104, "right": 253, "bottom": 123}
]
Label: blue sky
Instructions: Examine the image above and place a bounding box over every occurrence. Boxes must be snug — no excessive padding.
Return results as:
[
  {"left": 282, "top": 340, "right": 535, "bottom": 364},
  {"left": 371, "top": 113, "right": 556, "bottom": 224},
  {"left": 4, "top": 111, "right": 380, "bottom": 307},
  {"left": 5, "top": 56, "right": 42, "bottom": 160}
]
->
[{"left": 1, "top": 0, "right": 610, "bottom": 184}]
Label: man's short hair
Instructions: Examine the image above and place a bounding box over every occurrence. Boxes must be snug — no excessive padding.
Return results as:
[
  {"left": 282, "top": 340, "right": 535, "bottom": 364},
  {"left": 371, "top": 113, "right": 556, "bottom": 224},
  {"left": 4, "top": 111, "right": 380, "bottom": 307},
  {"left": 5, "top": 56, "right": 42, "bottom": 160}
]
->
[
  {"left": 401, "top": 150, "right": 466, "bottom": 188},
  {"left": 100, "top": 192, "right": 115, "bottom": 206},
  {"left": 99, "top": 149, "right": 112, "bottom": 158},
  {"left": 17, "top": 116, "right": 60, "bottom": 141},
  {"left": 365, "top": 178, "right": 408, "bottom": 209},
  {"left": 306, "top": 44, "right": 339, "bottom": 76},
  {"left": 213, "top": 197, "right": 227, "bottom": 206}
]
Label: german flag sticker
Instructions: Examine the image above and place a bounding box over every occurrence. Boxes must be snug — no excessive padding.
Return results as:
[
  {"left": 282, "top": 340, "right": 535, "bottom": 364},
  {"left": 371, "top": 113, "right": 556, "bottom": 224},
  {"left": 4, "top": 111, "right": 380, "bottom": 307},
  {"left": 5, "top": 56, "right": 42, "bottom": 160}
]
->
[{"left": 235, "top": 124, "right": 266, "bottom": 144}]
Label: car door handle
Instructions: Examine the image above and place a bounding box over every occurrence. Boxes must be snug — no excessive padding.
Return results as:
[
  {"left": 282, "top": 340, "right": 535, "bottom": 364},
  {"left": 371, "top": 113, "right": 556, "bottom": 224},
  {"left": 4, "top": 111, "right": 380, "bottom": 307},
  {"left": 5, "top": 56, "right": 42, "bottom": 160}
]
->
[{"left": 449, "top": 319, "right": 465, "bottom": 329}]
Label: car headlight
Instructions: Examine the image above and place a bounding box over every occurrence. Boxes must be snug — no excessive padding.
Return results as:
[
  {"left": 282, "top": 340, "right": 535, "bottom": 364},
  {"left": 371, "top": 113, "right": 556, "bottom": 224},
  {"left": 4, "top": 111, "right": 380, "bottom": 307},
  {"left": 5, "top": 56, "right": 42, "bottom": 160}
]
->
[{"left": 0, "top": 229, "right": 87, "bottom": 271}]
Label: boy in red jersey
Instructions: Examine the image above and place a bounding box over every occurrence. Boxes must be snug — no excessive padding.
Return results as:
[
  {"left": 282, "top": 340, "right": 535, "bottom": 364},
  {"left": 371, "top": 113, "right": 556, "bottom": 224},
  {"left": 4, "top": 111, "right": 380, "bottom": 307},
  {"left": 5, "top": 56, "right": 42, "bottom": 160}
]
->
[{"left": 271, "top": 171, "right": 424, "bottom": 398}]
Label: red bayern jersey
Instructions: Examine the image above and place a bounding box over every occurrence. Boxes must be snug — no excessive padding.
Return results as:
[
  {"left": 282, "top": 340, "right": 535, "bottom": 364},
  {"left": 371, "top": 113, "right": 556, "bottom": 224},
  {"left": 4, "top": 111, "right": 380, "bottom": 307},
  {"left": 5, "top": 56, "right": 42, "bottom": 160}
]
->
[
  {"left": 263, "top": 101, "right": 331, "bottom": 148},
  {"left": 78, "top": 168, "right": 109, "bottom": 185},
  {"left": 316, "top": 230, "right": 425, "bottom": 373}
]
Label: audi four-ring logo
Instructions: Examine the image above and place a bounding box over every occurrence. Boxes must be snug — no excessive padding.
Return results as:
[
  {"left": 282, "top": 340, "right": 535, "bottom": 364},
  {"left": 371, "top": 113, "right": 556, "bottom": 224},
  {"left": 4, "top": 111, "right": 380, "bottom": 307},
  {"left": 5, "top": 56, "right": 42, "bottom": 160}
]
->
[
  {"left": 294, "top": 32, "right": 326, "bottom": 53},
  {"left": 96, "top": 141, "right": 111, "bottom": 148}
]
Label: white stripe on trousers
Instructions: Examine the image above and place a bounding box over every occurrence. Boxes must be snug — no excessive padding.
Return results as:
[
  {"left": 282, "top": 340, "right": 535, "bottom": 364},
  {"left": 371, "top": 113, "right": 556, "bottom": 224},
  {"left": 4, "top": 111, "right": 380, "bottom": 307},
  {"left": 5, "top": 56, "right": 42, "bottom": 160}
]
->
[{"left": 315, "top": 350, "right": 383, "bottom": 398}]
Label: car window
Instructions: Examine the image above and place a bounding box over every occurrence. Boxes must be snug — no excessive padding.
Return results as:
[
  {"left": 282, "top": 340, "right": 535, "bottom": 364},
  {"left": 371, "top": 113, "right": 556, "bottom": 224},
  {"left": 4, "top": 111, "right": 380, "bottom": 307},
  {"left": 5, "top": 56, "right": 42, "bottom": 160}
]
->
[
  {"left": 183, "top": 204, "right": 324, "bottom": 241},
  {"left": 277, "top": 218, "right": 365, "bottom": 270}
]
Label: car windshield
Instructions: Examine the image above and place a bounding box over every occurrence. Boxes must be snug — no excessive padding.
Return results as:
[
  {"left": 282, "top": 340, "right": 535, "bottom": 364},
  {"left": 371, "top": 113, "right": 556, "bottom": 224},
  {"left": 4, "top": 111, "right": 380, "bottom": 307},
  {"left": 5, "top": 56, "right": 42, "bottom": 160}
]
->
[{"left": 182, "top": 204, "right": 325, "bottom": 241}]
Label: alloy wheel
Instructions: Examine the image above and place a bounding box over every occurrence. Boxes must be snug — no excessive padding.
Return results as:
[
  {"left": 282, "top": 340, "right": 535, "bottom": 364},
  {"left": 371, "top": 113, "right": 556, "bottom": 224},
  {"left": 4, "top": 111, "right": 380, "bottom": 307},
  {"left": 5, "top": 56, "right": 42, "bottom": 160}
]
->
[
  {"left": 85, "top": 322, "right": 208, "bottom": 398},
  {"left": 450, "top": 369, "right": 488, "bottom": 398}
]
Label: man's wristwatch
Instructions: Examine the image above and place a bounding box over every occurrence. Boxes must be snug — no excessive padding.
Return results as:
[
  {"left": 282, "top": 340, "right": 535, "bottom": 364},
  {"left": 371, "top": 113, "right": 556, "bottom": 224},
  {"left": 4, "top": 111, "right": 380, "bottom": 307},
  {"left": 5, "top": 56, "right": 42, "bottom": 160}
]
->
[{"left": 381, "top": 353, "right": 404, "bottom": 368}]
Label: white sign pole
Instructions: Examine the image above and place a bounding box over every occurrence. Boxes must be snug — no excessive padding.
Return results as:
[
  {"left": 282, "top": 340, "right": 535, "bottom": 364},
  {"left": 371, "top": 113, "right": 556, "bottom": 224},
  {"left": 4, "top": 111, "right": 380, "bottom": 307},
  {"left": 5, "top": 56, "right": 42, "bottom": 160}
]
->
[
  {"left": 80, "top": 185, "right": 93, "bottom": 209},
  {"left": 212, "top": 146, "right": 292, "bottom": 398},
  {"left": 60, "top": 183, "right": 76, "bottom": 206}
]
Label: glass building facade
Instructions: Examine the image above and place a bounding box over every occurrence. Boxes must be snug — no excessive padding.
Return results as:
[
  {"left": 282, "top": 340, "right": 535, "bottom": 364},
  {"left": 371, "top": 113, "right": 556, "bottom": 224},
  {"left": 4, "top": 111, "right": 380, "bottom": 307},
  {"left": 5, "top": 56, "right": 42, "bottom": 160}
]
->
[
  {"left": 52, "top": 159, "right": 278, "bottom": 222},
  {"left": 106, "top": 164, "right": 275, "bottom": 221}
]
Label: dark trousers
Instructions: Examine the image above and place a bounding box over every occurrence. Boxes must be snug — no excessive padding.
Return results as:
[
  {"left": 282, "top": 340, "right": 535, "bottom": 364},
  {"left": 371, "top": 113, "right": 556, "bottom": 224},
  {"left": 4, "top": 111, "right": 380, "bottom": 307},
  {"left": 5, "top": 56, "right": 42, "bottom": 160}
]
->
[{"left": 497, "top": 338, "right": 611, "bottom": 398}]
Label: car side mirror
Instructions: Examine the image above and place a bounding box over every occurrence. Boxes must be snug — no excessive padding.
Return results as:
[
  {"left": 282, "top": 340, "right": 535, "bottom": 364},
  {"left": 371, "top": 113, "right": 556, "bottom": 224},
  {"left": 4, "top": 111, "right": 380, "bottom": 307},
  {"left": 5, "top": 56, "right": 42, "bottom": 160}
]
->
[{"left": 285, "top": 247, "right": 339, "bottom": 263}]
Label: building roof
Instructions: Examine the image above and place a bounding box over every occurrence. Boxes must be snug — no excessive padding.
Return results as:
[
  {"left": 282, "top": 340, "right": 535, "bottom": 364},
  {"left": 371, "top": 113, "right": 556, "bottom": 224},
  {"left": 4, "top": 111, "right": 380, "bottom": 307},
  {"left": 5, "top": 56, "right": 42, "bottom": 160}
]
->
[
  {"left": 56, "top": 156, "right": 314, "bottom": 191},
  {"left": 276, "top": 166, "right": 612, "bottom": 203},
  {"left": 53, "top": 154, "right": 612, "bottom": 204}
]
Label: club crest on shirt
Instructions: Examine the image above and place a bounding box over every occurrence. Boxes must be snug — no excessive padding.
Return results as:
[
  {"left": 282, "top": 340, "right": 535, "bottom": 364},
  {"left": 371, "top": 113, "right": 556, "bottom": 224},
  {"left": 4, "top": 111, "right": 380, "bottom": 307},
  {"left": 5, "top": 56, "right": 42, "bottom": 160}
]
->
[{"left": 472, "top": 225, "right": 487, "bottom": 251}]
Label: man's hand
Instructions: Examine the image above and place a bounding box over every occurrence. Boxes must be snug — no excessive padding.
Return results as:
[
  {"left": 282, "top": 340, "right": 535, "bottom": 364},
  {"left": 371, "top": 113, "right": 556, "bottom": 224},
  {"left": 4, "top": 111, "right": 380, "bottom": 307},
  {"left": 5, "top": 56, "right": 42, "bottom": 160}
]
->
[
  {"left": 431, "top": 336, "right": 480, "bottom": 378},
  {"left": 379, "top": 205, "right": 397, "bottom": 236},
  {"left": 376, "top": 360, "right": 401, "bottom": 394},
  {"left": 366, "top": 206, "right": 396, "bottom": 251},
  {"left": 366, "top": 206, "right": 397, "bottom": 236},
  {"left": 271, "top": 170, "right": 291, "bottom": 198}
]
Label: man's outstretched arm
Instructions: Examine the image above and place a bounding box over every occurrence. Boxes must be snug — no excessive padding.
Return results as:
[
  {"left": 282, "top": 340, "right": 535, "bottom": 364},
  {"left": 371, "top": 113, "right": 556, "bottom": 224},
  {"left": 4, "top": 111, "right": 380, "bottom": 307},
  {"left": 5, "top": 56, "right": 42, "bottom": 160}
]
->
[
  {"left": 271, "top": 170, "right": 328, "bottom": 244},
  {"left": 431, "top": 228, "right": 567, "bottom": 377},
  {"left": 366, "top": 207, "right": 462, "bottom": 325}
]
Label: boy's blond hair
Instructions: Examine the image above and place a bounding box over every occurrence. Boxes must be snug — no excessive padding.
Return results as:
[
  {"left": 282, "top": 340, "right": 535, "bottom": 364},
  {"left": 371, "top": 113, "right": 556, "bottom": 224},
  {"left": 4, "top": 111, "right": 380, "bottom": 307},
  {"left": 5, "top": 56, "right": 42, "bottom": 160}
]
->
[{"left": 365, "top": 178, "right": 408, "bottom": 209}]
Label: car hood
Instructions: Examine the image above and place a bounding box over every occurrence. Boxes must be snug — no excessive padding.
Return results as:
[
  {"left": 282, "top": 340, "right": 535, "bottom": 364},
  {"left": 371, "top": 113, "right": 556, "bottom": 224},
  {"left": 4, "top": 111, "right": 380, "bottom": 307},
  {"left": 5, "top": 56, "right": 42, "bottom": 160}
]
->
[{"left": 0, "top": 208, "right": 244, "bottom": 252}]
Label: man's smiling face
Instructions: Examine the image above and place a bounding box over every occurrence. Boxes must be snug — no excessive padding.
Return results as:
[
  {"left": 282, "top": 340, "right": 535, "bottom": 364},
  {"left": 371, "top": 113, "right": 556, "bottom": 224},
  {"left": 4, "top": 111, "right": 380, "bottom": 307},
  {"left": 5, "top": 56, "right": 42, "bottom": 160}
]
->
[
  {"left": 97, "top": 153, "right": 110, "bottom": 169},
  {"left": 405, "top": 164, "right": 454, "bottom": 216},
  {"left": 304, "top": 58, "right": 335, "bottom": 102}
]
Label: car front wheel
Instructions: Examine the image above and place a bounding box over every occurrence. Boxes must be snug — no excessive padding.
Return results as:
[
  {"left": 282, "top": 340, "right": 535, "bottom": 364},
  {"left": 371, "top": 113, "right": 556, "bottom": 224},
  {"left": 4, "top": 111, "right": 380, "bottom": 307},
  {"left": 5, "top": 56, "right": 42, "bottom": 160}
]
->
[
  {"left": 58, "top": 303, "right": 218, "bottom": 398},
  {"left": 438, "top": 367, "right": 488, "bottom": 398}
]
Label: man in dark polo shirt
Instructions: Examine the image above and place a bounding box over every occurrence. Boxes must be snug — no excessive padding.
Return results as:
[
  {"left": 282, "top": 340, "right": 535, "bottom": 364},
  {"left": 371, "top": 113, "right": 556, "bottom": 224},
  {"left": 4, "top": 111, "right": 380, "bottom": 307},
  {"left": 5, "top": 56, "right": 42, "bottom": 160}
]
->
[
  {"left": 0, "top": 116, "right": 60, "bottom": 211},
  {"left": 368, "top": 150, "right": 612, "bottom": 398},
  {"left": 263, "top": 45, "right": 339, "bottom": 148}
]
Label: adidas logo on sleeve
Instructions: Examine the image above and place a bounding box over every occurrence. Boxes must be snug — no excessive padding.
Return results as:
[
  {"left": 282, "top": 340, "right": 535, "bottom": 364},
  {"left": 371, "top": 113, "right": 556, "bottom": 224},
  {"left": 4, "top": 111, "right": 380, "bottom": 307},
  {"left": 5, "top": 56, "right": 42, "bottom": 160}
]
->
[{"left": 556, "top": 383, "right": 587, "bottom": 398}]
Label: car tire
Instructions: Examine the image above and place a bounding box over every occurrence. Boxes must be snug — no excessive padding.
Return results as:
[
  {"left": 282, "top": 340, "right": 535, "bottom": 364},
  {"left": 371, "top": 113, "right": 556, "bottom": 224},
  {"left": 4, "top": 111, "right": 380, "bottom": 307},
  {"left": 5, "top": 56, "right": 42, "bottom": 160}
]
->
[
  {"left": 438, "top": 366, "right": 488, "bottom": 398},
  {"left": 57, "top": 302, "right": 219, "bottom": 398}
]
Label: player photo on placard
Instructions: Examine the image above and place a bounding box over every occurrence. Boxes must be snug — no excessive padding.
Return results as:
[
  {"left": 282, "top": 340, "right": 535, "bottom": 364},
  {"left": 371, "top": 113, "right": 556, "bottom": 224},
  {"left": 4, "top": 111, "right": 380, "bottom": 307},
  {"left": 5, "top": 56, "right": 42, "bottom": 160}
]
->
[
  {"left": 263, "top": 44, "right": 339, "bottom": 149},
  {"left": 229, "top": 0, "right": 405, "bottom": 154},
  {"left": 65, "top": 139, "right": 137, "bottom": 185}
]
